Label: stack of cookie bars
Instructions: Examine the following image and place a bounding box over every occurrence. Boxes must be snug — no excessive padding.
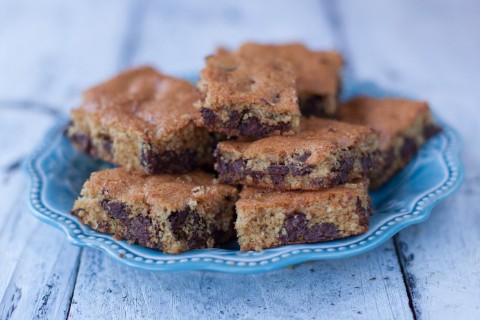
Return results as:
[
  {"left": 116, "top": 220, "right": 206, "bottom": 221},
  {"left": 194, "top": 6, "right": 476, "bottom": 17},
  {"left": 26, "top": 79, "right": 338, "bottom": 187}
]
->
[{"left": 68, "top": 43, "right": 440, "bottom": 254}]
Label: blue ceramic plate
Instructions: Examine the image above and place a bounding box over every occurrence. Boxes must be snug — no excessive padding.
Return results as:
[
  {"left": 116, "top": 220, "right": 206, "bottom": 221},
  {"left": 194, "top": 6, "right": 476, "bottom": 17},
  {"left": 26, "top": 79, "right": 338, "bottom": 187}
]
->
[{"left": 25, "top": 79, "right": 463, "bottom": 273}]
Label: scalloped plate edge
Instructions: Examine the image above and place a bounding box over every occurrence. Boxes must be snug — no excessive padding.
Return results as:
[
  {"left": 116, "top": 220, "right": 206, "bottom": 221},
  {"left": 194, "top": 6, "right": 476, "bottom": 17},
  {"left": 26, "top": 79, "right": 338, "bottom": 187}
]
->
[{"left": 24, "top": 118, "right": 464, "bottom": 274}]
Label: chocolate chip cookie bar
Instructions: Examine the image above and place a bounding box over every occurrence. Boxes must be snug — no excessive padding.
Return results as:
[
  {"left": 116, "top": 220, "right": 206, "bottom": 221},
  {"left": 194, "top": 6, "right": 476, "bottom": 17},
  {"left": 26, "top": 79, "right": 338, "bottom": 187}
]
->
[
  {"left": 215, "top": 118, "right": 379, "bottom": 191},
  {"left": 196, "top": 49, "right": 300, "bottom": 139},
  {"left": 236, "top": 181, "right": 370, "bottom": 251},
  {"left": 339, "top": 96, "right": 441, "bottom": 188},
  {"left": 237, "top": 43, "right": 344, "bottom": 118},
  {"left": 71, "top": 168, "right": 238, "bottom": 254},
  {"left": 68, "top": 66, "right": 214, "bottom": 174}
]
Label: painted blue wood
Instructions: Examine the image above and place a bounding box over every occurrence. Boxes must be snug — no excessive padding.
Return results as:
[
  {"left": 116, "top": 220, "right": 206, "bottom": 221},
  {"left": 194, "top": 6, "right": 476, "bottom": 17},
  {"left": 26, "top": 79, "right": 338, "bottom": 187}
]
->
[
  {"left": 0, "top": 0, "right": 479, "bottom": 319},
  {"left": 337, "top": 1, "right": 480, "bottom": 318}
]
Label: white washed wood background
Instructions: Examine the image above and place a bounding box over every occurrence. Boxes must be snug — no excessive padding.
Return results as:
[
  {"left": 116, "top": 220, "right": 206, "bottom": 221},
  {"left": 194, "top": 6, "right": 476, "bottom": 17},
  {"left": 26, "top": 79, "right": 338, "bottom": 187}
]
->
[{"left": 0, "top": 0, "right": 479, "bottom": 319}]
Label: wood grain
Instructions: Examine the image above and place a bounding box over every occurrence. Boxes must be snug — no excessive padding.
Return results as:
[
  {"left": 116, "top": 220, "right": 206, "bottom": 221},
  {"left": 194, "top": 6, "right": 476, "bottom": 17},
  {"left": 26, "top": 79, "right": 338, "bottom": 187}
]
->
[
  {"left": 68, "top": 243, "right": 411, "bottom": 320},
  {"left": 336, "top": 0, "right": 480, "bottom": 318},
  {"left": 61, "top": 1, "right": 414, "bottom": 319},
  {"left": 0, "top": 0, "right": 478, "bottom": 319},
  {"left": 0, "top": 0, "right": 135, "bottom": 319}
]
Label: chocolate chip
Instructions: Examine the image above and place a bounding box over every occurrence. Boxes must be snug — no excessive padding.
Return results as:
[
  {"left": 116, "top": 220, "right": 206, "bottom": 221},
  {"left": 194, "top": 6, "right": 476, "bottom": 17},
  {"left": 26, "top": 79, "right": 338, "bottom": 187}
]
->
[
  {"left": 215, "top": 111, "right": 291, "bottom": 139},
  {"left": 237, "top": 117, "right": 291, "bottom": 139},
  {"left": 229, "top": 159, "right": 246, "bottom": 173},
  {"left": 248, "top": 170, "right": 265, "bottom": 180},
  {"left": 299, "top": 95, "right": 328, "bottom": 118},
  {"left": 200, "top": 107, "right": 218, "bottom": 126},
  {"left": 212, "top": 229, "right": 230, "bottom": 244},
  {"left": 140, "top": 144, "right": 198, "bottom": 174},
  {"left": 168, "top": 207, "right": 209, "bottom": 248},
  {"left": 311, "top": 178, "right": 325, "bottom": 187},
  {"left": 384, "top": 148, "right": 396, "bottom": 171},
  {"left": 400, "top": 138, "right": 418, "bottom": 161},
  {"left": 361, "top": 151, "right": 380, "bottom": 174},
  {"left": 356, "top": 198, "right": 370, "bottom": 227},
  {"left": 268, "top": 163, "right": 290, "bottom": 184},
  {"left": 424, "top": 124, "right": 441, "bottom": 140},
  {"left": 360, "top": 155, "right": 371, "bottom": 173},
  {"left": 237, "top": 116, "right": 266, "bottom": 139},
  {"left": 279, "top": 212, "right": 308, "bottom": 242},
  {"left": 303, "top": 223, "right": 339, "bottom": 242},
  {"left": 217, "top": 158, "right": 246, "bottom": 184},
  {"left": 126, "top": 216, "right": 152, "bottom": 246},
  {"left": 96, "top": 220, "right": 109, "bottom": 231},
  {"left": 272, "top": 121, "right": 291, "bottom": 133},
  {"left": 295, "top": 151, "right": 311, "bottom": 162},
  {"left": 225, "top": 110, "right": 243, "bottom": 129},
  {"left": 168, "top": 208, "right": 191, "bottom": 235},
  {"left": 279, "top": 212, "right": 342, "bottom": 243},
  {"left": 333, "top": 156, "right": 355, "bottom": 184},
  {"left": 100, "top": 199, "right": 130, "bottom": 221},
  {"left": 70, "top": 133, "right": 91, "bottom": 153},
  {"left": 158, "top": 150, "right": 198, "bottom": 173},
  {"left": 140, "top": 144, "right": 156, "bottom": 174},
  {"left": 189, "top": 234, "right": 209, "bottom": 249},
  {"left": 289, "top": 163, "right": 312, "bottom": 176}
]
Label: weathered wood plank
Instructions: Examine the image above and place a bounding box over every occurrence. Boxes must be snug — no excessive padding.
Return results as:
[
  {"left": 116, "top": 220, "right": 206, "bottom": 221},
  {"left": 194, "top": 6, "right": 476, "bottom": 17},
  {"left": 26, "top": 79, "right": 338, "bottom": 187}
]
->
[
  {"left": 336, "top": 0, "right": 480, "bottom": 318},
  {"left": 67, "top": 1, "right": 413, "bottom": 319},
  {"left": 0, "top": 0, "right": 136, "bottom": 109},
  {"left": 0, "top": 0, "right": 137, "bottom": 318},
  {"left": 0, "top": 204, "right": 81, "bottom": 320},
  {"left": 127, "top": 0, "right": 338, "bottom": 76},
  {"left": 0, "top": 110, "right": 81, "bottom": 320},
  {"left": 68, "top": 242, "right": 411, "bottom": 320}
]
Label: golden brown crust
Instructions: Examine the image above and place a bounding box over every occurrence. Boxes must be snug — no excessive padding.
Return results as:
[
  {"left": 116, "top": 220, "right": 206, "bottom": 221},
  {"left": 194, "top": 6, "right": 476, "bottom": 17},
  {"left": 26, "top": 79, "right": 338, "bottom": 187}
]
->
[
  {"left": 237, "top": 181, "right": 368, "bottom": 211},
  {"left": 218, "top": 118, "right": 377, "bottom": 163},
  {"left": 339, "top": 96, "right": 441, "bottom": 188},
  {"left": 68, "top": 66, "right": 214, "bottom": 174},
  {"left": 80, "top": 168, "right": 237, "bottom": 212},
  {"left": 235, "top": 181, "right": 370, "bottom": 251},
  {"left": 237, "top": 42, "right": 344, "bottom": 96},
  {"left": 215, "top": 118, "right": 380, "bottom": 191},
  {"left": 76, "top": 66, "right": 202, "bottom": 139},
  {"left": 72, "top": 168, "right": 238, "bottom": 254},
  {"left": 197, "top": 48, "right": 299, "bottom": 113},
  {"left": 339, "top": 96, "right": 431, "bottom": 149}
]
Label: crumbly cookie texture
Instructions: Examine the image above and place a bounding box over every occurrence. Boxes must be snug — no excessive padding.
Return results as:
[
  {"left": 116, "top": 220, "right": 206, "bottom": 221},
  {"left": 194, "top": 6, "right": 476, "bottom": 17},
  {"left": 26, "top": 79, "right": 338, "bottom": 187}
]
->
[
  {"left": 339, "top": 96, "right": 441, "bottom": 188},
  {"left": 237, "top": 43, "right": 344, "bottom": 118},
  {"left": 71, "top": 168, "right": 238, "bottom": 254},
  {"left": 195, "top": 48, "right": 300, "bottom": 139},
  {"left": 68, "top": 66, "right": 214, "bottom": 174},
  {"left": 215, "top": 118, "right": 380, "bottom": 191},
  {"left": 236, "top": 181, "right": 370, "bottom": 251}
]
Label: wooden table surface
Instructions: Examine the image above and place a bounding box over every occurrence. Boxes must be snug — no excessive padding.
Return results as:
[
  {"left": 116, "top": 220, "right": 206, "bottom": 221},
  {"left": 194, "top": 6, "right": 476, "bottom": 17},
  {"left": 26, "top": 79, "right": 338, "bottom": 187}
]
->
[{"left": 0, "top": 1, "right": 479, "bottom": 319}]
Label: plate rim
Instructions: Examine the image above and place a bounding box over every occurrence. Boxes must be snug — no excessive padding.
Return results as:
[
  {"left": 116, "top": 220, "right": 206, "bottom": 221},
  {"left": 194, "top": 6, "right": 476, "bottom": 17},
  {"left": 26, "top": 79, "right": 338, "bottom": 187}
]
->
[{"left": 25, "top": 116, "right": 464, "bottom": 274}]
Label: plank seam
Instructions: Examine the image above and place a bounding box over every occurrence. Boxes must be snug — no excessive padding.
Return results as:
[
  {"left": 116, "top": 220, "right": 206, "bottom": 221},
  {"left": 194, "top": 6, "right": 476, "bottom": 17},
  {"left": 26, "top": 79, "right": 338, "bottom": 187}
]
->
[
  {"left": 65, "top": 248, "right": 83, "bottom": 320},
  {"left": 393, "top": 235, "right": 418, "bottom": 320}
]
